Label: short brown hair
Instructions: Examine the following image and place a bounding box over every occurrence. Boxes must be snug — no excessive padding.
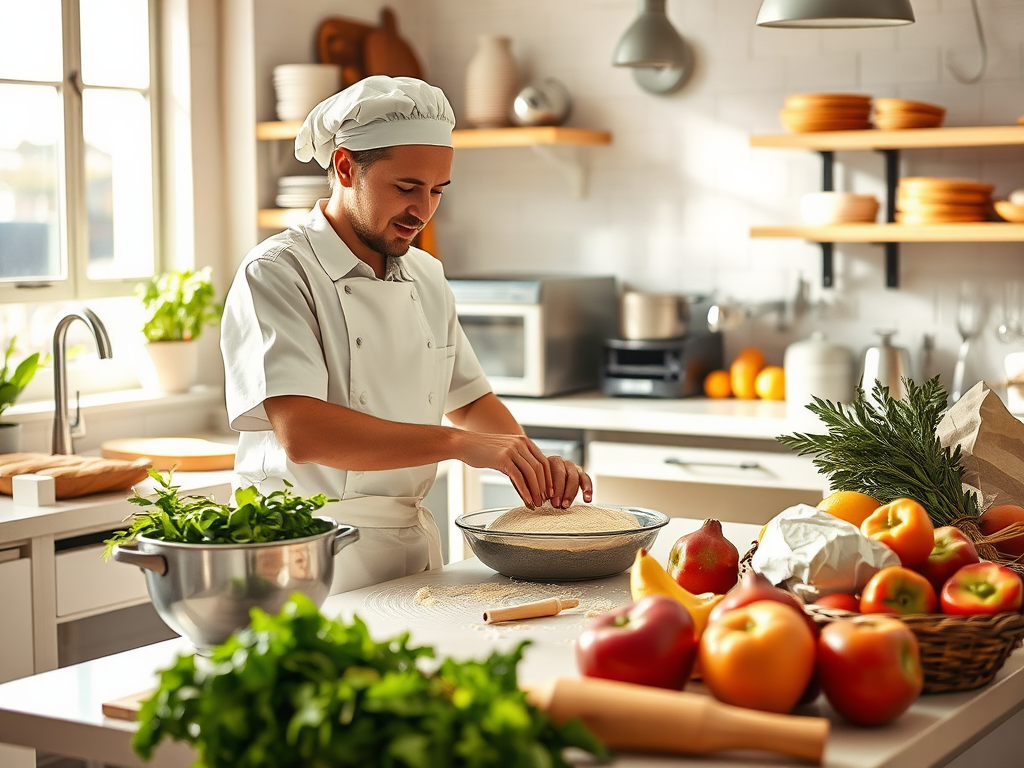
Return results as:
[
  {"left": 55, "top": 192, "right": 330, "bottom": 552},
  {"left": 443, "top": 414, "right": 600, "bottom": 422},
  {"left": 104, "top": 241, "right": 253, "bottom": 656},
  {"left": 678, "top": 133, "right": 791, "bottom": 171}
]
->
[{"left": 326, "top": 147, "right": 391, "bottom": 190}]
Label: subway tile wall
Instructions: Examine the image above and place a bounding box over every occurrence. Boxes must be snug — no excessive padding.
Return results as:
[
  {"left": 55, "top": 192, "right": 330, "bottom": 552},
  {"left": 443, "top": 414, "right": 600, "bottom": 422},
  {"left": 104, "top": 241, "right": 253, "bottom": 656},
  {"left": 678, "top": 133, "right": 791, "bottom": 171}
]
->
[{"left": 256, "top": 0, "right": 1024, "bottom": 401}]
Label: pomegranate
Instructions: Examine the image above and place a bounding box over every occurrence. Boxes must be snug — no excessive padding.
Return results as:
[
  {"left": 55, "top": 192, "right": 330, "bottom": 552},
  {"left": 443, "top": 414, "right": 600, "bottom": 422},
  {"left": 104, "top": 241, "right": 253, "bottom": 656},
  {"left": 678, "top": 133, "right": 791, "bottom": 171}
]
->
[
  {"left": 980, "top": 504, "right": 1024, "bottom": 558},
  {"left": 666, "top": 519, "right": 739, "bottom": 595}
]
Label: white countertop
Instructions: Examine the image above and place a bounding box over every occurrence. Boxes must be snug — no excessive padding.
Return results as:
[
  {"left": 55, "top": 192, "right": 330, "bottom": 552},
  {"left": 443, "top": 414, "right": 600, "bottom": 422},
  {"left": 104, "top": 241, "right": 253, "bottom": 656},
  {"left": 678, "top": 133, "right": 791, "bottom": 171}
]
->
[
  {"left": 500, "top": 391, "right": 817, "bottom": 440},
  {"left": 1, "top": 518, "right": 1022, "bottom": 768}
]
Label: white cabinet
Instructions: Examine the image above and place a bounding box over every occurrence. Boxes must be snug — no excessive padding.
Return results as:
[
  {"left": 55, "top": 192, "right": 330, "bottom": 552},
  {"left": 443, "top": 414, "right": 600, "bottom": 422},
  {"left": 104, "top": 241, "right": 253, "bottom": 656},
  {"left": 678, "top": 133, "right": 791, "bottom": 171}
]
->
[
  {"left": 55, "top": 544, "right": 150, "bottom": 620},
  {"left": 587, "top": 441, "right": 829, "bottom": 526},
  {"left": 0, "top": 553, "right": 34, "bottom": 683}
]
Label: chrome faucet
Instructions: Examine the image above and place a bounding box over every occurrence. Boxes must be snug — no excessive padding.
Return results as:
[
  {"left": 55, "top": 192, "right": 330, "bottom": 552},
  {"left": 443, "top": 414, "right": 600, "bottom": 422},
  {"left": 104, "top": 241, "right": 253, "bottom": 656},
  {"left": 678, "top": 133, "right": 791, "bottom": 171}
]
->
[{"left": 52, "top": 308, "right": 113, "bottom": 455}]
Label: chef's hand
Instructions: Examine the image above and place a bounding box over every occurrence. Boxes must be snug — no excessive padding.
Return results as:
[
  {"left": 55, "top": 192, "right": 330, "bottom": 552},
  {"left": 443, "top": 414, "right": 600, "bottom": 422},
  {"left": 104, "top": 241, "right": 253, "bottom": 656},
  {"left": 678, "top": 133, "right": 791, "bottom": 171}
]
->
[
  {"left": 457, "top": 432, "right": 553, "bottom": 508},
  {"left": 547, "top": 455, "right": 593, "bottom": 509}
]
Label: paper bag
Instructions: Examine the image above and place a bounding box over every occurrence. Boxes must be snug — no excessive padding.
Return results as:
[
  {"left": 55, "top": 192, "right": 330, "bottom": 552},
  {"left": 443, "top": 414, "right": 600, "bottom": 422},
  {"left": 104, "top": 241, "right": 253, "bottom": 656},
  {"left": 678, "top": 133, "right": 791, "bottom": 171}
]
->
[{"left": 936, "top": 381, "right": 1024, "bottom": 509}]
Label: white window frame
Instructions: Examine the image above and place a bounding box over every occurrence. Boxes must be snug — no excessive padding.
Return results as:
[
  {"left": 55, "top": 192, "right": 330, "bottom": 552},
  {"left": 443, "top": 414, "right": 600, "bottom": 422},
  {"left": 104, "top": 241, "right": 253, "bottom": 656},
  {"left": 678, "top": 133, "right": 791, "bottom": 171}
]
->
[{"left": 0, "top": 0, "right": 163, "bottom": 304}]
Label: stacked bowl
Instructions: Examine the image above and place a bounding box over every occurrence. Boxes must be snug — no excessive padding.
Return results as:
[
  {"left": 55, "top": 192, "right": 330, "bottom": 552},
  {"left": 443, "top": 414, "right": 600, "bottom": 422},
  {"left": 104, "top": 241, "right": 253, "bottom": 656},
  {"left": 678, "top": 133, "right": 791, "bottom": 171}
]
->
[
  {"left": 896, "top": 178, "right": 994, "bottom": 224},
  {"left": 873, "top": 98, "right": 945, "bottom": 130},
  {"left": 276, "top": 176, "right": 329, "bottom": 210},
  {"left": 273, "top": 64, "right": 341, "bottom": 121},
  {"left": 780, "top": 93, "right": 872, "bottom": 133},
  {"left": 800, "top": 192, "right": 880, "bottom": 225}
]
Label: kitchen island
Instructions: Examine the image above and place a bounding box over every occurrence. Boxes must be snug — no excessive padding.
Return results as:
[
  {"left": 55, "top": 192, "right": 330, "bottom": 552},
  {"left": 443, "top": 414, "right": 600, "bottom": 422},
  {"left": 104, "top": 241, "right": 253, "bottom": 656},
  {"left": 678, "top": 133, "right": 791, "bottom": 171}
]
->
[{"left": 1, "top": 518, "right": 1022, "bottom": 767}]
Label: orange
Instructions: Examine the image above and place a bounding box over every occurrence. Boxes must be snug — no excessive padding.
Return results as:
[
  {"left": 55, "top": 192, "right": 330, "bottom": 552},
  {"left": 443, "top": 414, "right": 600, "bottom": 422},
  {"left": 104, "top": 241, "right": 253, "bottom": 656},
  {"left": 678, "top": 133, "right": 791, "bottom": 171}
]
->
[
  {"left": 733, "top": 346, "right": 766, "bottom": 371},
  {"left": 818, "top": 490, "right": 882, "bottom": 529},
  {"left": 703, "top": 369, "right": 732, "bottom": 399},
  {"left": 754, "top": 366, "right": 785, "bottom": 400},
  {"left": 730, "top": 358, "right": 761, "bottom": 400}
]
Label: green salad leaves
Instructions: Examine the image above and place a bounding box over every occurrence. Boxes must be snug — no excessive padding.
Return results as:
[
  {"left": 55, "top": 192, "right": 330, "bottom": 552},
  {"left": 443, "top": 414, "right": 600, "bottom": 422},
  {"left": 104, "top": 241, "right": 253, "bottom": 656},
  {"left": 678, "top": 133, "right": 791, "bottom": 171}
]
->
[
  {"left": 103, "top": 470, "right": 335, "bottom": 559},
  {"left": 132, "top": 593, "right": 607, "bottom": 768}
]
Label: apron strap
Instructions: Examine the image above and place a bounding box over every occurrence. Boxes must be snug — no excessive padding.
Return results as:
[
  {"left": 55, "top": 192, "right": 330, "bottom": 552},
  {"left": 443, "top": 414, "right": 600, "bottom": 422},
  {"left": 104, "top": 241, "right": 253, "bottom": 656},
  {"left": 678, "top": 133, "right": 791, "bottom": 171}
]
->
[{"left": 335, "top": 494, "right": 444, "bottom": 570}]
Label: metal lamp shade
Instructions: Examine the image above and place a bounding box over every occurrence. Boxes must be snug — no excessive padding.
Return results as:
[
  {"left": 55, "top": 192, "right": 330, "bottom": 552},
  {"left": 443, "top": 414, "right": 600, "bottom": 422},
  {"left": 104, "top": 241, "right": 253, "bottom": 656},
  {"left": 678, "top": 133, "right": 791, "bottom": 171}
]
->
[
  {"left": 612, "top": 0, "right": 693, "bottom": 94},
  {"left": 756, "top": 0, "right": 915, "bottom": 28}
]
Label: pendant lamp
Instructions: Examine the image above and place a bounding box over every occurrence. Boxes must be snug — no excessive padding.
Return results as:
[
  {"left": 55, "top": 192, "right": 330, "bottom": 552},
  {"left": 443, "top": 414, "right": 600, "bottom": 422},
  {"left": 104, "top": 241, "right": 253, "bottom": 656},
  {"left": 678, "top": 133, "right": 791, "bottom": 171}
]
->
[
  {"left": 612, "top": 0, "right": 694, "bottom": 94},
  {"left": 756, "top": 0, "right": 915, "bottom": 28}
]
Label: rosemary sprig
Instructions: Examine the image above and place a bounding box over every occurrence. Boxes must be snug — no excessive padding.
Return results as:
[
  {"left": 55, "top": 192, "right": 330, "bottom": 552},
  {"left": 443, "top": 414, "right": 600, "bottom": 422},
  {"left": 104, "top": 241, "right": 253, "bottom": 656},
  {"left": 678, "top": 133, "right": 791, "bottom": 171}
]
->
[{"left": 777, "top": 376, "right": 978, "bottom": 526}]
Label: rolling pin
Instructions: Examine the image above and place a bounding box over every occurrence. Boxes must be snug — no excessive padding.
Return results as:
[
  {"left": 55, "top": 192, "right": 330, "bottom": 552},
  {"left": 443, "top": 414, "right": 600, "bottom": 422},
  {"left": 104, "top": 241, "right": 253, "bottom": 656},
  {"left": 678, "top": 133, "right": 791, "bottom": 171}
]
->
[
  {"left": 483, "top": 597, "right": 578, "bottom": 624},
  {"left": 525, "top": 677, "right": 829, "bottom": 764}
]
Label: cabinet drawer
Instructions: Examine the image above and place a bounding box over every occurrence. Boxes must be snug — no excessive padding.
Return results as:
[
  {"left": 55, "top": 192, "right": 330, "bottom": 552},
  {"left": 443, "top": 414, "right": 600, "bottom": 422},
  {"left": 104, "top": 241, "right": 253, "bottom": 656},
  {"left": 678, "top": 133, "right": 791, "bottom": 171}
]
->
[
  {"left": 587, "top": 441, "right": 829, "bottom": 491},
  {"left": 0, "top": 555, "right": 34, "bottom": 682},
  {"left": 55, "top": 544, "right": 150, "bottom": 619}
]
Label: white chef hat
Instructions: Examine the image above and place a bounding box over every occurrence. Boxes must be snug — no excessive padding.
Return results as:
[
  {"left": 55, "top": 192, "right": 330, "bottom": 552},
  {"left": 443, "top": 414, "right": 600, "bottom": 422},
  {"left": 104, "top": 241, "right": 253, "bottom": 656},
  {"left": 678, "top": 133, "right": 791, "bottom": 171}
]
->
[{"left": 294, "top": 75, "right": 455, "bottom": 169}]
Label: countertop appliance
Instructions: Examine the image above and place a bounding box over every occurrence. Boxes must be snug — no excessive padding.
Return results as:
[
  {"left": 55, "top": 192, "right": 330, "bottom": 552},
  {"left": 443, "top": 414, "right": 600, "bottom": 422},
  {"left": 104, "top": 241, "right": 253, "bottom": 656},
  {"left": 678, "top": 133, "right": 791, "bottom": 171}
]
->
[
  {"left": 448, "top": 274, "right": 617, "bottom": 397},
  {"left": 600, "top": 334, "right": 723, "bottom": 398}
]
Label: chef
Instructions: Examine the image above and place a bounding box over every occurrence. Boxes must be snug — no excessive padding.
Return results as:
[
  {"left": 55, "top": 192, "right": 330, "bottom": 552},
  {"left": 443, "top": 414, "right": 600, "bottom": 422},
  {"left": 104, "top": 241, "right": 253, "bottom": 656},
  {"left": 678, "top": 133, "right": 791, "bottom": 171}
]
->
[{"left": 221, "top": 76, "right": 592, "bottom": 593}]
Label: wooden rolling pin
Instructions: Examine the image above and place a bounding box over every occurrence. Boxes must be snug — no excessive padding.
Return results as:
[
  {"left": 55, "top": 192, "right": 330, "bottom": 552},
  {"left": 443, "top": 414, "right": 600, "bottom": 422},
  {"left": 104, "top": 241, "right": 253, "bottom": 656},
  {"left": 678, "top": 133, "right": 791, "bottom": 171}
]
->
[
  {"left": 483, "top": 597, "right": 578, "bottom": 624},
  {"left": 525, "top": 677, "right": 829, "bottom": 764}
]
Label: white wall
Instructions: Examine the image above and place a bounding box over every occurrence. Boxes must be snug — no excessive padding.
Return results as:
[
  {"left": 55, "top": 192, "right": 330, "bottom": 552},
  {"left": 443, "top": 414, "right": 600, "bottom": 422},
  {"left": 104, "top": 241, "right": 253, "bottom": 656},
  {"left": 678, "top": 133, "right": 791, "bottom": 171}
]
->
[{"left": 241, "top": 0, "right": 1024, "bottom": 402}]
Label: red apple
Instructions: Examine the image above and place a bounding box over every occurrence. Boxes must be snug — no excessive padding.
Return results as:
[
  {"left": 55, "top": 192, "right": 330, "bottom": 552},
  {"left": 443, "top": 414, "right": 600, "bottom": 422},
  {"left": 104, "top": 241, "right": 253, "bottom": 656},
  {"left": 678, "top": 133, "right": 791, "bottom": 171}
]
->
[
  {"left": 813, "top": 592, "right": 861, "bottom": 613},
  {"left": 913, "top": 525, "right": 980, "bottom": 595},
  {"left": 980, "top": 504, "right": 1024, "bottom": 558}
]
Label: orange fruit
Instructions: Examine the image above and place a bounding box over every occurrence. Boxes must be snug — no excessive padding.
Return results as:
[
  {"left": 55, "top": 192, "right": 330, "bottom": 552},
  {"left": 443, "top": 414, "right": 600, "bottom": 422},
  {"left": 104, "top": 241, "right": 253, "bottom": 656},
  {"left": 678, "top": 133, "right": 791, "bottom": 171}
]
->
[
  {"left": 704, "top": 370, "right": 732, "bottom": 399},
  {"left": 734, "top": 347, "right": 766, "bottom": 371},
  {"left": 817, "top": 490, "right": 882, "bottom": 528},
  {"left": 754, "top": 366, "right": 785, "bottom": 400},
  {"left": 730, "top": 358, "right": 761, "bottom": 400}
]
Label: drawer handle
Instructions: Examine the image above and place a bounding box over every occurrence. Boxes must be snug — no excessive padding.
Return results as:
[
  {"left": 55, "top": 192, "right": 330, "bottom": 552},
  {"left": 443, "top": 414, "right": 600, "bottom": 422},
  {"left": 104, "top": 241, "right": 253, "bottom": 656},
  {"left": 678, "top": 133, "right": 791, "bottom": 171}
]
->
[
  {"left": 111, "top": 545, "right": 168, "bottom": 576},
  {"left": 664, "top": 457, "right": 762, "bottom": 471}
]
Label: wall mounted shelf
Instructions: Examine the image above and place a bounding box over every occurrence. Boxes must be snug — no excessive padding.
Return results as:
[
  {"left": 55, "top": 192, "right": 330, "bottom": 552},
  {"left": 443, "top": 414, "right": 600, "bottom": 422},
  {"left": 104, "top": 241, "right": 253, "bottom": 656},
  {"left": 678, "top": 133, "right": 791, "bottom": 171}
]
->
[{"left": 749, "top": 125, "right": 1024, "bottom": 289}]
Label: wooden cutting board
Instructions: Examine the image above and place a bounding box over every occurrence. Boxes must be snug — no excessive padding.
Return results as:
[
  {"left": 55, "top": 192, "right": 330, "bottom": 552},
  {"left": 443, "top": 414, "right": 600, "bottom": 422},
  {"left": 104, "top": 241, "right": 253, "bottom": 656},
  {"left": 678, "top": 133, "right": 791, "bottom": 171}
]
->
[
  {"left": 363, "top": 7, "right": 423, "bottom": 79},
  {"left": 100, "top": 437, "right": 236, "bottom": 472},
  {"left": 102, "top": 689, "right": 152, "bottom": 721},
  {"left": 0, "top": 453, "right": 152, "bottom": 499},
  {"left": 317, "top": 16, "right": 374, "bottom": 87}
]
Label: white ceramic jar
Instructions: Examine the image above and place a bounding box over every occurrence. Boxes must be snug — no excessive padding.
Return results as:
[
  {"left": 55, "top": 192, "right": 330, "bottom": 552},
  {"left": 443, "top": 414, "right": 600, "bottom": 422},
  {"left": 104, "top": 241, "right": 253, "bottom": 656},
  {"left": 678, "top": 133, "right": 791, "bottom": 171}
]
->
[
  {"left": 464, "top": 35, "right": 520, "bottom": 128},
  {"left": 784, "top": 332, "right": 854, "bottom": 420}
]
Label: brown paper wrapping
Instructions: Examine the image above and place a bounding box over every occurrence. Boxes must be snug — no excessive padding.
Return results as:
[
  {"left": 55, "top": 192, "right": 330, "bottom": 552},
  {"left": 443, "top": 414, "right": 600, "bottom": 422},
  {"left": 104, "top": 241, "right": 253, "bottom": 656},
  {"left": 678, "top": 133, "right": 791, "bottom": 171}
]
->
[{"left": 937, "top": 382, "right": 1024, "bottom": 509}]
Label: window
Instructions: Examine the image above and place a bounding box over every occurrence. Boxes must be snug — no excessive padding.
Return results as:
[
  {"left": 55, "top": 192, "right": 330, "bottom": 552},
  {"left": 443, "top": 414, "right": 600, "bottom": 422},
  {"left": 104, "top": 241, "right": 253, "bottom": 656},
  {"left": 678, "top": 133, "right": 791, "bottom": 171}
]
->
[{"left": 0, "top": 0, "right": 159, "bottom": 302}]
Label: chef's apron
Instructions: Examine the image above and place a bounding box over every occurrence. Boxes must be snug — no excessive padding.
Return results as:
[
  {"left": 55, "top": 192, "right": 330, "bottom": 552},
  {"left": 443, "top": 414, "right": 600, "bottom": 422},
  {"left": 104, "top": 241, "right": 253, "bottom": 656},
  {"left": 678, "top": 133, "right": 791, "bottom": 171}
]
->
[{"left": 325, "top": 275, "right": 454, "bottom": 594}]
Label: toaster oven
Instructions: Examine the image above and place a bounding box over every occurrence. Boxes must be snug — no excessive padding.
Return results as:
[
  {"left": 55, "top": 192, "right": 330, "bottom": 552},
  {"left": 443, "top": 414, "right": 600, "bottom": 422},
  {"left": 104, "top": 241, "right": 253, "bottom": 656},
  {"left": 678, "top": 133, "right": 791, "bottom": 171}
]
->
[{"left": 447, "top": 275, "right": 617, "bottom": 397}]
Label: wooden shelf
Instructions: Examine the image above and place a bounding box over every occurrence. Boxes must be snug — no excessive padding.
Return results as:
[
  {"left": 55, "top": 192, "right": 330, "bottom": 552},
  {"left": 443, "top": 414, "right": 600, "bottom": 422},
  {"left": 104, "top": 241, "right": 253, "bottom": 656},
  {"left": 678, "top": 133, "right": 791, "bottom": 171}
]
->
[
  {"left": 750, "top": 125, "right": 1024, "bottom": 151},
  {"left": 255, "top": 121, "right": 612, "bottom": 148},
  {"left": 751, "top": 223, "right": 1024, "bottom": 242},
  {"left": 257, "top": 208, "right": 308, "bottom": 229}
]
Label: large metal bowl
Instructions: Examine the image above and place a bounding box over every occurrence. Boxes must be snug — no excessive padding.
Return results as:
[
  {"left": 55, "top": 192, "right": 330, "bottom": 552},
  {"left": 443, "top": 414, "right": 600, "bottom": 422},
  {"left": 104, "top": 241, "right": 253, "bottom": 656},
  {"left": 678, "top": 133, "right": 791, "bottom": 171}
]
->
[
  {"left": 112, "top": 518, "right": 359, "bottom": 652},
  {"left": 455, "top": 506, "right": 668, "bottom": 581}
]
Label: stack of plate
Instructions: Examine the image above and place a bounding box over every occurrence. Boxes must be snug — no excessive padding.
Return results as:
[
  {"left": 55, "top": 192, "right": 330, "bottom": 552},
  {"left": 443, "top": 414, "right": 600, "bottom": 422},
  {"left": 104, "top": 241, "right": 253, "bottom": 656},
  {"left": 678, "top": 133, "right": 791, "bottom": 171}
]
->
[
  {"left": 273, "top": 64, "right": 341, "bottom": 121},
  {"left": 276, "top": 176, "right": 328, "bottom": 209},
  {"left": 800, "top": 192, "right": 880, "bottom": 225},
  {"left": 780, "top": 93, "right": 872, "bottom": 133},
  {"left": 874, "top": 99, "right": 945, "bottom": 130},
  {"left": 896, "top": 178, "right": 994, "bottom": 224}
]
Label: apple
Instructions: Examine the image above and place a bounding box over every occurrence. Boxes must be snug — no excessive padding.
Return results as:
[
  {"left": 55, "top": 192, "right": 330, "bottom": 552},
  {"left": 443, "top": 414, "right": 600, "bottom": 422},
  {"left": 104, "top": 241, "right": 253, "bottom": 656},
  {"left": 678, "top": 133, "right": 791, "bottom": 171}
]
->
[
  {"left": 575, "top": 595, "right": 697, "bottom": 690},
  {"left": 813, "top": 592, "right": 861, "bottom": 613},
  {"left": 940, "top": 562, "right": 1024, "bottom": 616},
  {"left": 817, "top": 615, "right": 923, "bottom": 726},
  {"left": 913, "top": 525, "right": 980, "bottom": 595},
  {"left": 980, "top": 504, "right": 1024, "bottom": 558}
]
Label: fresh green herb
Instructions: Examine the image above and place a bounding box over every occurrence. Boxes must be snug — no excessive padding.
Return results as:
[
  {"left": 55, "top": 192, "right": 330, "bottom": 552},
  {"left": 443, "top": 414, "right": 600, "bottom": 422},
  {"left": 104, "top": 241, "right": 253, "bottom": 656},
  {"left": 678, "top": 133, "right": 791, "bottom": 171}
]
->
[
  {"left": 0, "top": 336, "right": 48, "bottom": 420},
  {"left": 132, "top": 593, "right": 607, "bottom": 768},
  {"left": 103, "top": 470, "right": 335, "bottom": 559},
  {"left": 137, "top": 267, "right": 222, "bottom": 342},
  {"left": 777, "top": 376, "right": 978, "bottom": 526}
]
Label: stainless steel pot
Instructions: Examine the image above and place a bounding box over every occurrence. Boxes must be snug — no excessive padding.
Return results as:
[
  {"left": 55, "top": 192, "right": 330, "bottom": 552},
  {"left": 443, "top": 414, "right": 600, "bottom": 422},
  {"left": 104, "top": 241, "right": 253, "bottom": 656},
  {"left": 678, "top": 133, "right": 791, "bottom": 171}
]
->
[
  {"left": 860, "top": 330, "right": 912, "bottom": 404},
  {"left": 113, "top": 518, "right": 359, "bottom": 652},
  {"left": 620, "top": 292, "right": 710, "bottom": 340}
]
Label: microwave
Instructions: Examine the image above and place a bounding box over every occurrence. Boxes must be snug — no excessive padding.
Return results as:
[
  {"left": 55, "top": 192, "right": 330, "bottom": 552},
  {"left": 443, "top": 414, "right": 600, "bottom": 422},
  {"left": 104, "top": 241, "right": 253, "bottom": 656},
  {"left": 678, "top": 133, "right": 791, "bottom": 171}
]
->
[{"left": 448, "top": 275, "right": 617, "bottom": 397}]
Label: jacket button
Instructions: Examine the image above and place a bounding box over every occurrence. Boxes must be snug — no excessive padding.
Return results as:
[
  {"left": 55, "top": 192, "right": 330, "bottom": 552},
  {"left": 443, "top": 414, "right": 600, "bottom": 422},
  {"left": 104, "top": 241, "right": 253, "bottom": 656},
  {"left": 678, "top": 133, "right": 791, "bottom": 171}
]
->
[
  {"left": 344, "top": 285, "right": 353, "bottom": 294},
  {"left": 428, "top": 393, "right": 435, "bottom": 404},
  {"left": 356, "top": 337, "right": 362, "bottom": 347},
  {"left": 410, "top": 290, "right": 416, "bottom": 300},
  {"left": 359, "top": 392, "right": 368, "bottom": 405},
  {"left": 426, "top": 340, "right": 432, "bottom": 348}
]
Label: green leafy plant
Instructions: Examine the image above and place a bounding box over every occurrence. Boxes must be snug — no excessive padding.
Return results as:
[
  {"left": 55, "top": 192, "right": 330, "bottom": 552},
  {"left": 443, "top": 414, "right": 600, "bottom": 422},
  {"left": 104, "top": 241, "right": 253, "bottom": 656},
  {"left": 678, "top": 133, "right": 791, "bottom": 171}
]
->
[
  {"left": 777, "top": 376, "right": 978, "bottom": 526},
  {"left": 102, "top": 470, "right": 335, "bottom": 559},
  {"left": 136, "top": 267, "right": 222, "bottom": 342},
  {"left": 0, "top": 336, "right": 47, "bottom": 422},
  {"left": 132, "top": 593, "right": 607, "bottom": 768}
]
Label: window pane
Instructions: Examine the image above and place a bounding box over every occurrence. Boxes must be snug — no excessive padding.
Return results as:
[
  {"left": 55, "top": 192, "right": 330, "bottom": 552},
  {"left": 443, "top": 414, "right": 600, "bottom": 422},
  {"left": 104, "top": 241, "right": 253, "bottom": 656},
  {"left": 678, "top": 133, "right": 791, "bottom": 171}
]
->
[
  {"left": 80, "top": 0, "right": 150, "bottom": 88},
  {"left": 0, "top": 84, "right": 64, "bottom": 282},
  {"left": 83, "top": 89, "right": 154, "bottom": 280},
  {"left": 0, "top": 0, "right": 63, "bottom": 82}
]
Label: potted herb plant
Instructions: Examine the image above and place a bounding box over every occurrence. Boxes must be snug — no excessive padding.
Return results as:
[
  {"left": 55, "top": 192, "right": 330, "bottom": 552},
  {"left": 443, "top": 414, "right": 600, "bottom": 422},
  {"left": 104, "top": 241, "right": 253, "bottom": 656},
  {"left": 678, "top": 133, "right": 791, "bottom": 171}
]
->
[
  {"left": 137, "top": 267, "right": 222, "bottom": 393},
  {"left": 0, "top": 337, "right": 47, "bottom": 454}
]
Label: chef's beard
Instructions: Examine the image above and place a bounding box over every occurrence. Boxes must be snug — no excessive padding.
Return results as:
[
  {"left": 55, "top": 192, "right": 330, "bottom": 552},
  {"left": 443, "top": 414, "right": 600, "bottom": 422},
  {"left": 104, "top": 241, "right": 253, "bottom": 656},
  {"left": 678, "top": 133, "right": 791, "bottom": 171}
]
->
[{"left": 351, "top": 214, "right": 423, "bottom": 259}]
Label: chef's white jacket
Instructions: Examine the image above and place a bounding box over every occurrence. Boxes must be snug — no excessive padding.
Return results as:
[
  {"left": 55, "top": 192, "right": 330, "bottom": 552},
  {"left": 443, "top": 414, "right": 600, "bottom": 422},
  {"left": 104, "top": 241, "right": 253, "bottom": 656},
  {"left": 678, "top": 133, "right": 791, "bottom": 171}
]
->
[{"left": 220, "top": 201, "right": 491, "bottom": 592}]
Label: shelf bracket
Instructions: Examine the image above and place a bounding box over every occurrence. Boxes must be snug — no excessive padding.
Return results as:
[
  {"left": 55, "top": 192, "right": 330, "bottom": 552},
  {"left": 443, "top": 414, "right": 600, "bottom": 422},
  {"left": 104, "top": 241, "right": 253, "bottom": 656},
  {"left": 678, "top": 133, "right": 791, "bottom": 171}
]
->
[
  {"left": 878, "top": 148, "right": 900, "bottom": 289},
  {"left": 820, "top": 150, "right": 835, "bottom": 288},
  {"left": 530, "top": 144, "right": 588, "bottom": 198}
]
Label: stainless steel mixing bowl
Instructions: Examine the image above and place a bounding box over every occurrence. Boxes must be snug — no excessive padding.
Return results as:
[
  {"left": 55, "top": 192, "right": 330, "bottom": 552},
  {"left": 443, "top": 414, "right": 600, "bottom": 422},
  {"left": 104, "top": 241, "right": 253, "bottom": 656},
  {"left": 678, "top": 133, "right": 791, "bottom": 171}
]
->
[
  {"left": 112, "top": 518, "right": 359, "bottom": 652},
  {"left": 455, "top": 506, "right": 668, "bottom": 581}
]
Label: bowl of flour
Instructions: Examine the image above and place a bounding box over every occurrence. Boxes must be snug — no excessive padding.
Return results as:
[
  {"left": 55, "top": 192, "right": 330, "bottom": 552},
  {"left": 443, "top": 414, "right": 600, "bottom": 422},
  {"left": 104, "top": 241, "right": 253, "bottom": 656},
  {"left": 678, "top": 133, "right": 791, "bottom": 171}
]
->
[{"left": 454, "top": 503, "right": 668, "bottom": 581}]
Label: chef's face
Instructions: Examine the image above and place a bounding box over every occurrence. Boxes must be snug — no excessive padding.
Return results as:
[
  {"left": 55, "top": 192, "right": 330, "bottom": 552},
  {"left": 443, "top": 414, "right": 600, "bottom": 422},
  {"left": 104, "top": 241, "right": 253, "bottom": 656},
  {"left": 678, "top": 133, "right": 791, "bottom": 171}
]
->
[{"left": 346, "top": 145, "right": 453, "bottom": 258}]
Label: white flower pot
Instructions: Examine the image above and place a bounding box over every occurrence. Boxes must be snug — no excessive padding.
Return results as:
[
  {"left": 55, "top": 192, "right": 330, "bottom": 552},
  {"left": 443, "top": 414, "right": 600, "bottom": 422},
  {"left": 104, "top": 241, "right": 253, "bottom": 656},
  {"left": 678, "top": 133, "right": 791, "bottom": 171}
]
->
[
  {"left": 0, "top": 422, "right": 23, "bottom": 454},
  {"left": 142, "top": 340, "right": 199, "bottom": 394}
]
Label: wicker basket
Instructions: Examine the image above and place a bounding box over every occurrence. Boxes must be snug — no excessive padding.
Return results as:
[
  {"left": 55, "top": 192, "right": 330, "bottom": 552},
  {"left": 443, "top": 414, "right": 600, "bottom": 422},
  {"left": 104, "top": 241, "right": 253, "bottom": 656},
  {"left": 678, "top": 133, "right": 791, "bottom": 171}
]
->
[{"left": 804, "top": 604, "right": 1024, "bottom": 694}]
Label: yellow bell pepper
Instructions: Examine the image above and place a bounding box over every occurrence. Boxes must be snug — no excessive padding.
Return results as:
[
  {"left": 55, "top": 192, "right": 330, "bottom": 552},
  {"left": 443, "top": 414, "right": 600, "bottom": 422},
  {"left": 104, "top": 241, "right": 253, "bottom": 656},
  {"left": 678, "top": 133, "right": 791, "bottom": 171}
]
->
[{"left": 630, "top": 548, "right": 725, "bottom": 638}]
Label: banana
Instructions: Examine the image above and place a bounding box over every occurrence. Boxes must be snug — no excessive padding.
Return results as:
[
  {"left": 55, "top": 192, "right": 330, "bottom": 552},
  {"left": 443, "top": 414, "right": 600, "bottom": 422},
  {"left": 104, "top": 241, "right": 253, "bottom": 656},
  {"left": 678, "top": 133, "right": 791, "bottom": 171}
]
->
[{"left": 629, "top": 548, "right": 725, "bottom": 637}]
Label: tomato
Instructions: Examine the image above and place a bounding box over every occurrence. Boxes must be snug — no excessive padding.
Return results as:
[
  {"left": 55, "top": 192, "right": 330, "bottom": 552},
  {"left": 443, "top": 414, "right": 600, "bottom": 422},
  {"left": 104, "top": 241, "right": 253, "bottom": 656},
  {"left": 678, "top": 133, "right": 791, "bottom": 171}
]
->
[
  {"left": 698, "top": 600, "right": 816, "bottom": 713},
  {"left": 940, "top": 562, "right": 1024, "bottom": 616},
  {"left": 913, "top": 525, "right": 980, "bottom": 595},
  {"left": 860, "top": 498, "right": 935, "bottom": 567},
  {"left": 817, "top": 615, "right": 923, "bottom": 726},
  {"left": 575, "top": 595, "right": 697, "bottom": 689},
  {"left": 813, "top": 592, "right": 861, "bottom": 613},
  {"left": 860, "top": 566, "right": 937, "bottom": 615}
]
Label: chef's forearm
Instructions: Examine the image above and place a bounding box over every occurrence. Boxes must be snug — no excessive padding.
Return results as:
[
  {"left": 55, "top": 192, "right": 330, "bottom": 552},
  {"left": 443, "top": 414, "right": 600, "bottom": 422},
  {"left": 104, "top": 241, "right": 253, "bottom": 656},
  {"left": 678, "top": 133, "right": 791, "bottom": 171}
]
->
[{"left": 445, "top": 392, "right": 524, "bottom": 436}]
